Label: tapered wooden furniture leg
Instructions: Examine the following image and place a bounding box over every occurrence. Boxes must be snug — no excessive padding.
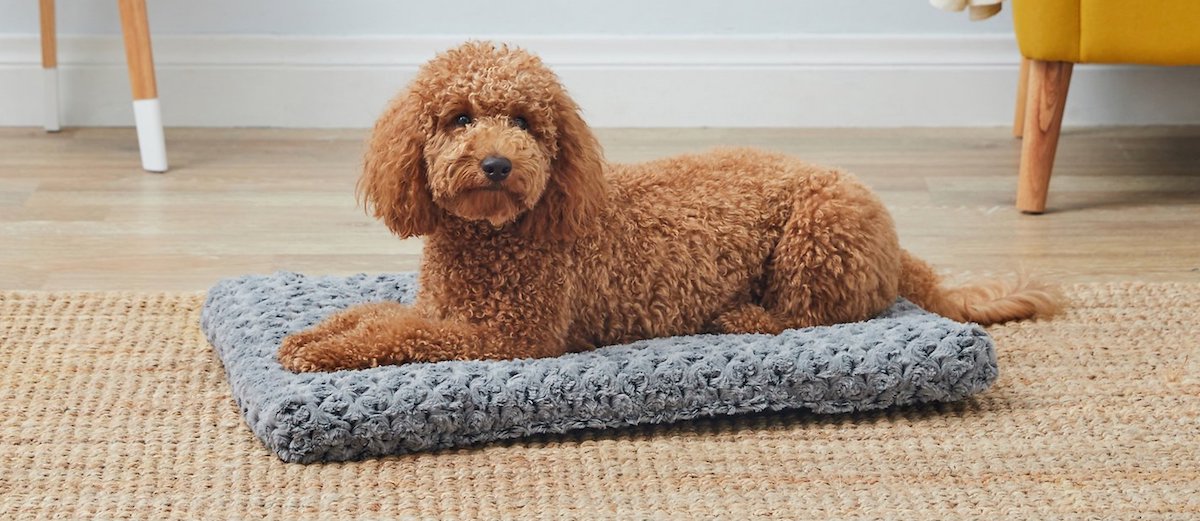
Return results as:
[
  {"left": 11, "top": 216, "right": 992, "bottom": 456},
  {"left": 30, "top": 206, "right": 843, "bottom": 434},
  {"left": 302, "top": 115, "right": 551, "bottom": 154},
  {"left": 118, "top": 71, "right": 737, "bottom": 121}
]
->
[
  {"left": 39, "top": 0, "right": 60, "bottom": 132},
  {"left": 117, "top": 0, "right": 168, "bottom": 172},
  {"left": 1017, "top": 59, "right": 1072, "bottom": 214},
  {"left": 1012, "top": 57, "right": 1029, "bottom": 138}
]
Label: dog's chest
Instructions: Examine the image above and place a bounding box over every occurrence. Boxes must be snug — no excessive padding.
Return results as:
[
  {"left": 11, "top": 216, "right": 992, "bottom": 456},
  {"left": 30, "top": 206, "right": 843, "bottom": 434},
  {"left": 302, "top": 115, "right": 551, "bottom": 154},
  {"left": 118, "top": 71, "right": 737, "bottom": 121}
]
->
[{"left": 418, "top": 234, "right": 571, "bottom": 322}]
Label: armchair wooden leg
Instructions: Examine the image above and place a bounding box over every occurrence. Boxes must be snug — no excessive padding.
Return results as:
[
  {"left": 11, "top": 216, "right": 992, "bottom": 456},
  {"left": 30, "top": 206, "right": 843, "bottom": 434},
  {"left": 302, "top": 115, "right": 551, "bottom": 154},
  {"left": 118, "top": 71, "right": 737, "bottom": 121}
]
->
[
  {"left": 1012, "top": 57, "right": 1029, "bottom": 138},
  {"left": 39, "top": 0, "right": 60, "bottom": 132},
  {"left": 117, "top": 0, "right": 168, "bottom": 173},
  {"left": 1017, "top": 59, "right": 1073, "bottom": 214}
]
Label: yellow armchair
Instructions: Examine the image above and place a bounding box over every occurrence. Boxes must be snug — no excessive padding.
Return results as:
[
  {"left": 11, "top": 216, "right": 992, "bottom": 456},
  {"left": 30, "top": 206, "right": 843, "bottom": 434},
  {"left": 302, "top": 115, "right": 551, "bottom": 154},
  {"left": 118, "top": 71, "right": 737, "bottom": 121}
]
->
[{"left": 1011, "top": 0, "right": 1200, "bottom": 212}]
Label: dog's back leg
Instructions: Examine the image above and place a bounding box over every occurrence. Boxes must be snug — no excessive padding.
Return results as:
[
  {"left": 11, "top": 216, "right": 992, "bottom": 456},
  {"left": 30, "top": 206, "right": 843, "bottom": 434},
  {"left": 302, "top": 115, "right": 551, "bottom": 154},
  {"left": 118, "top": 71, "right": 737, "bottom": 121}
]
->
[
  {"left": 712, "top": 303, "right": 785, "bottom": 334},
  {"left": 758, "top": 171, "right": 902, "bottom": 329}
]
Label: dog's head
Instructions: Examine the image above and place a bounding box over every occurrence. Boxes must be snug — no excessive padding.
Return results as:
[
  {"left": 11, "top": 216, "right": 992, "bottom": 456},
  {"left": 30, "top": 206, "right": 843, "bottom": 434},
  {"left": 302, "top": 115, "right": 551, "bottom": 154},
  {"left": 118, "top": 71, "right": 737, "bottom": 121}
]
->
[{"left": 359, "top": 41, "right": 606, "bottom": 241}]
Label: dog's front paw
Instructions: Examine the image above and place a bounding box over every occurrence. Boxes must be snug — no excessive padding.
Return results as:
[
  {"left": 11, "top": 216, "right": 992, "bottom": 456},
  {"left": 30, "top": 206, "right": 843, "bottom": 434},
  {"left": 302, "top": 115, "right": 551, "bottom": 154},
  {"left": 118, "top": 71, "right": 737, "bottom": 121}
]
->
[
  {"left": 277, "top": 302, "right": 414, "bottom": 372},
  {"left": 280, "top": 324, "right": 385, "bottom": 372},
  {"left": 278, "top": 332, "right": 340, "bottom": 372},
  {"left": 278, "top": 321, "right": 416, "bottom": 372}
]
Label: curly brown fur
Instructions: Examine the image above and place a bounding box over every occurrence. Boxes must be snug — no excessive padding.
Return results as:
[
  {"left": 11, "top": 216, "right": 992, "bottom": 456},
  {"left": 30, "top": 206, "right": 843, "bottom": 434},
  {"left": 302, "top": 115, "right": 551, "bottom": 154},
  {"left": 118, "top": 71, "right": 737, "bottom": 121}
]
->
[{"left": 278, "top": 42, "right": 1060, "bottom": 372}]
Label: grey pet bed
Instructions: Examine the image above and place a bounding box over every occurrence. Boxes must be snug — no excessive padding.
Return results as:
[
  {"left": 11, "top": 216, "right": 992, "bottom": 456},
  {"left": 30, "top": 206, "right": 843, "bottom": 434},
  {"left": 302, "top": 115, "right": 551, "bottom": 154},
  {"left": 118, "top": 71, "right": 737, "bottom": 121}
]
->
[{"left": 201, "top": 272, "right": 998, "bottom": 463}]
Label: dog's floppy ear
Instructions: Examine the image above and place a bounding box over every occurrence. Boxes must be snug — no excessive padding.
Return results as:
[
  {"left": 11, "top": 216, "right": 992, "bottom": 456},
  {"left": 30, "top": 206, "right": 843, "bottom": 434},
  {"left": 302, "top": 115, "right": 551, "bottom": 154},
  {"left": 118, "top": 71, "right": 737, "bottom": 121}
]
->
[
  {"left": 358, "top": 91, "right": 440, "bottom": 238},
  {"left": 520, "top": 95, "right": 607, "bottom": 241}
]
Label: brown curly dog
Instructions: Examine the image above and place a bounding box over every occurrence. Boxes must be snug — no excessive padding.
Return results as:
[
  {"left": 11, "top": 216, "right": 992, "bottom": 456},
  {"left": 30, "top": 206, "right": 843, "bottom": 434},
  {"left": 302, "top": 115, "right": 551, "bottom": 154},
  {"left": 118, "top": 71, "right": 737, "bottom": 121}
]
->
[{"left": 278, "top": 41, "right": 1059, "bottom": 372}]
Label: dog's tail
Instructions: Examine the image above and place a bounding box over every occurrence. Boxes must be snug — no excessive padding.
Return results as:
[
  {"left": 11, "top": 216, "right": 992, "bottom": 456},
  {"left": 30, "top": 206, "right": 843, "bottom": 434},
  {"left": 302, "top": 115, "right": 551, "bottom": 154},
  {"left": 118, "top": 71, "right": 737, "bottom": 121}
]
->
[{"left": 897, "top": 250, "right": 1061, "bottom": 325}]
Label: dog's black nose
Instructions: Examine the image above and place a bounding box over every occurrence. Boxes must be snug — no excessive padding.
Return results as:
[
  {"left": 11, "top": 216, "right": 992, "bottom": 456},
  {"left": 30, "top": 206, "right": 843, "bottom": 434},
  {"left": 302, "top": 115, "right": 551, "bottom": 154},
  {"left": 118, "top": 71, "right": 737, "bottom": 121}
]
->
[{"left": 480, "top": 155, "right": 512, "bottom": 182}]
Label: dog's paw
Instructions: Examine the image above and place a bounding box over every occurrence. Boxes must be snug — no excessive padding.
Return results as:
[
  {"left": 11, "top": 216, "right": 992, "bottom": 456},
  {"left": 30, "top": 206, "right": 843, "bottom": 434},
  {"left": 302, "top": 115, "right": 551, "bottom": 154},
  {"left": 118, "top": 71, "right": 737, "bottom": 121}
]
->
[
  {"left": 277, "top": 332, "right": 335, "bottom": 372},
  {"left": 277, "top": 302, "right": 428, "bottom": 371},
  {"left": 278, "top": 323, "right": 410, "bottom": 372},
  {"left": 278, "top": 328, "right": 377, "bottom": 372}
]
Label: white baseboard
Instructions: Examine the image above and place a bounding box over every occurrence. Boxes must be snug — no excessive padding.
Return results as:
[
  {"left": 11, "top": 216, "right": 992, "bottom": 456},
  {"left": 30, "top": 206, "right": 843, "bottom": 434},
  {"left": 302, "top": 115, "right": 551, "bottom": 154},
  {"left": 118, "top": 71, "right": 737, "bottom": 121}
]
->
[{"left": 2, "top": 34, "right": 1199, "bottom": 128}]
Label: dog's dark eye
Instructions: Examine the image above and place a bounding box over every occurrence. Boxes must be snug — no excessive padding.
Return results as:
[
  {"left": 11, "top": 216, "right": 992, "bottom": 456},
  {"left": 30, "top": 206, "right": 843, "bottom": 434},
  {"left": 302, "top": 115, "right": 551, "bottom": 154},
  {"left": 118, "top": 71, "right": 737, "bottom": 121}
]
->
[
  {"left": 453, "top": 114, "right": 472, "bottom": 127},
  {"left": 511, "top": 117, "right": 529, "bottom": 131}
]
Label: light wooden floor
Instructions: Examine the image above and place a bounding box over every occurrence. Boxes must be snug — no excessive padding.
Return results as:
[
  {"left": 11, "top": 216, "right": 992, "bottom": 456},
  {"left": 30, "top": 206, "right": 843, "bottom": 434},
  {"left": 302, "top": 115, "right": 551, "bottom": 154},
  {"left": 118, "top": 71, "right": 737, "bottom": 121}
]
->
[{"left": 2, "top": 126, "right": 1198, "bottom": 291}]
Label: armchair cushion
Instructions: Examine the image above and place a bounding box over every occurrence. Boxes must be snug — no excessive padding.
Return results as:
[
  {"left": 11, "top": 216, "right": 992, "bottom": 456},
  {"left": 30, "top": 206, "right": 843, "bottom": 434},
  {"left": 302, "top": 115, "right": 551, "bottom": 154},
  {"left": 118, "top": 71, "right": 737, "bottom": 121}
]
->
[{"left": 1013, "top": 0, "right": 1200, "bottom": 65}]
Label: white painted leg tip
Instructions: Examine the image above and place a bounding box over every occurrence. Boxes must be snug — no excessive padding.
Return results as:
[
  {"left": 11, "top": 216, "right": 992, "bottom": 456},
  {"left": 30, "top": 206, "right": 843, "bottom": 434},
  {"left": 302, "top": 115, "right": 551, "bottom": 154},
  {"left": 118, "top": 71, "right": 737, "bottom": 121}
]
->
[
  {"left": 132, "top": 99, "right": 169, "bottom": 173},
  {"left": 43, "top": 68, "right": 61, "bottom": 132},
  {"left": 142, "top": 161, "right": 169, "bottom": 173}
]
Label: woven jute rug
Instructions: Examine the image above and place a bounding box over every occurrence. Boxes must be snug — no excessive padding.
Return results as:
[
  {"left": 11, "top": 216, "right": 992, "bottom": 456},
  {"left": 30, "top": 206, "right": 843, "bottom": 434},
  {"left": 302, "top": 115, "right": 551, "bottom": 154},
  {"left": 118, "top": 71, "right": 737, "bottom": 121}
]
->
[{"left": 1, "top": 283, "right": 1197, "bottom": 520}]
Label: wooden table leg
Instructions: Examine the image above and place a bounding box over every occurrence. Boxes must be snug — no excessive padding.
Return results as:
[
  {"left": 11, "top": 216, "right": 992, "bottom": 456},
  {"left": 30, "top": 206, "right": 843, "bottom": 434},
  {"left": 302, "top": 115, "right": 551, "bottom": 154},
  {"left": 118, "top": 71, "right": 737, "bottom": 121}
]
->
[
  {"left": 118, "top": 0, "right": 168, "bottom": 172},
  {"left": 39, "top": 0, "right": 60, "bottom": 132}
]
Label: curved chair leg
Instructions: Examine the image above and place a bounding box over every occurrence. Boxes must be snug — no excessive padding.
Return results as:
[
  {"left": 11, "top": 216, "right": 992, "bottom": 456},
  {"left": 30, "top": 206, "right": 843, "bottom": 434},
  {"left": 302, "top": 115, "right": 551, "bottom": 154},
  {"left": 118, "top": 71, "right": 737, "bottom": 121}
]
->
[
  {"left": 1017, "top": 59, "right": 1072, "bottom": 214},
  {"left": 1012, "top": 57, "right": 1029, "bottom": 138},
  {"left": 39, "top": 0, "right": 60, "bottom": 132},
  {"left": 117, "top": 0, "right": 168, "bottom": 173}
]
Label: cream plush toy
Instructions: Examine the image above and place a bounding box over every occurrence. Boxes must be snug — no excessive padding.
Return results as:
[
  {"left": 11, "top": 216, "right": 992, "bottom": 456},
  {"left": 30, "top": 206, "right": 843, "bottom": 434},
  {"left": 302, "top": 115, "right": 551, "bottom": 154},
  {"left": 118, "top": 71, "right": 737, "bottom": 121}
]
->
[{"left": 931, "top": 0, "right": 1004, "bottom": 20}]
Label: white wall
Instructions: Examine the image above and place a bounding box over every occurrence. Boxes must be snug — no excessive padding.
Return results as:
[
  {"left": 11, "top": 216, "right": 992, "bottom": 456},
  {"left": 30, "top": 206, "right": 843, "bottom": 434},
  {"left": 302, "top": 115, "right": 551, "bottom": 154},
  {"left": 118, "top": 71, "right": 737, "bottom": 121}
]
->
[
  {"left": 2, "top": 1, "right": 1198, "bottom": 128},
  {"left": 2, "top": 0, "right": 1014, "bottom": 35}
]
